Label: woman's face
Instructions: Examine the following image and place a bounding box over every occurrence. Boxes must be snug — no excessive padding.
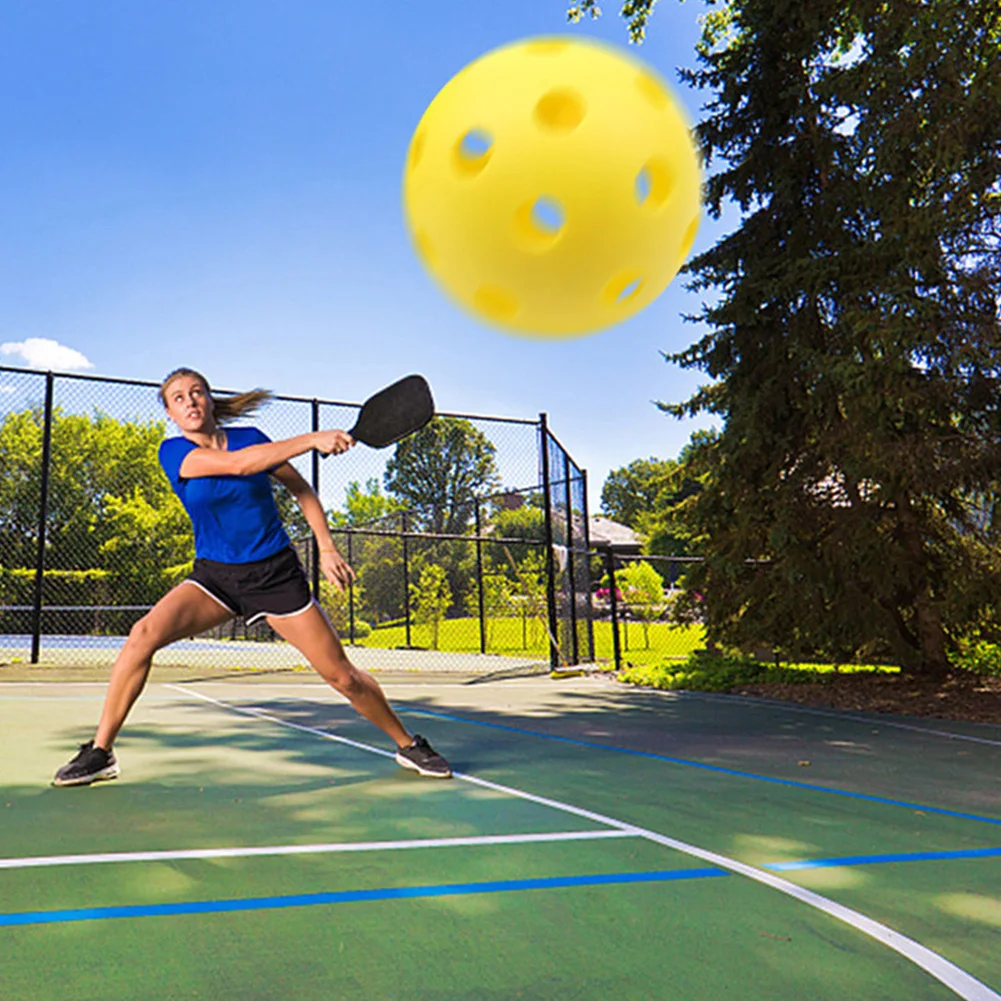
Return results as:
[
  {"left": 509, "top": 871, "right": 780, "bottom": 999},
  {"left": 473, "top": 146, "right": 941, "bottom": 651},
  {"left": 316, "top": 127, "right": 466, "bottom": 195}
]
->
[{"left": 163, "top": 374, "right": 215, "bottom": 434}]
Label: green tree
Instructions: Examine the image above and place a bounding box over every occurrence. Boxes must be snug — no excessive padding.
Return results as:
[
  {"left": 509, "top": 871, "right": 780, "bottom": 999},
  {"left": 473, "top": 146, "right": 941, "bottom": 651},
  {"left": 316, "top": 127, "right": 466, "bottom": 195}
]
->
[
  {"left": 506, "top": 549, "right": 548, "bottom": 649},
  {"left": 409, "top": 562, "right": 452, "bottom": 650},
  {"left": 601, "top": 458, "right": 674, "bottom": 528},
  {"left": 618, "top": 559, "right": 667, "bottom": 649},
  {"left": 355, "top": 536, "right": 405, "bottom": 624},
  {"left": 384, "top": 417, "right": 500, "bottom": 536},
  {"left": 464, "top": 571, "right": 515, "bottom": 649},
  {"left": 326, "top": 480, "right": 408, "bottom": 624},
  {"left": 101, "top": 485, "right": 194, "bottom": 597},
  {"left": 489, "top": 503, "right": 547, "bottom": 568},
  {"left": 272, "top": 484, "right": 309, "bottom": 543},
  {"left": 658, "top": 1, "right": 1001, "bottom": 674},
  {"left": 0, "top": 407, "right": 188, "bottom": 583},
  {"left": 318, "top": 577, "right": 369, "bottom": 639},
  {"left": 567, "top": 0, "right": 658, "bottom": 43},
  {"left": 329, "top": 478, "right": 406, "bottom": 529},
  {"left": 382, "top": 418, "right": 500, "bottom": 622},
  {"left": 601, "top": 454, "right": 701, "bottom": 561}
]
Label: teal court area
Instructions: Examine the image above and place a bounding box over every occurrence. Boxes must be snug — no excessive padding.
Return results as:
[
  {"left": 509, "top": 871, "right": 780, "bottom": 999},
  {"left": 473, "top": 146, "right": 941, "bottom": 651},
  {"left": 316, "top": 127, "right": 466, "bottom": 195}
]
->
[{"left": 1, "top": 670, "right": 1000, "bottom": 1000}]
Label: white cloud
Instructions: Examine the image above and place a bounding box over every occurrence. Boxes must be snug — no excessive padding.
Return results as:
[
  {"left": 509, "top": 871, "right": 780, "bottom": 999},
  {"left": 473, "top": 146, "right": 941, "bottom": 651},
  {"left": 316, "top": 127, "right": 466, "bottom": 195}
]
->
[{"left": 0, "top": 338, "right": 94, "bottom": 372}]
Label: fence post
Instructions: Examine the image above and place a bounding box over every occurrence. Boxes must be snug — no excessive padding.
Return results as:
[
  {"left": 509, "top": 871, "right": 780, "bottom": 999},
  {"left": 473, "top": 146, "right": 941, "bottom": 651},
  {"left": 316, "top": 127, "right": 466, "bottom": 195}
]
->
[
  {"left": 310, "top": 398, "right": 321, "bottom": 600},
  {"left": 347, "top": 528, "right": 356, "bottom": 644},
  {"left": 603, "top": 545, "right": 623, "bottom": 672},
  {"left": 562, "top": 451, "right": 579, "bottom": 665},
  {"left": 30, "top": 372, "right": 55, "bottom": 664},
  {"left": 538, "top": 414, "right": 560, "bottom": 669},
  {"left": 474, "top": 499, "right": 486, "bottom": 654},
  {"left": 401, "top": 510, "right": 412, "bottom": 648},
  {"left": 580, "top": 468, "right": 595, "bottom": 663}
]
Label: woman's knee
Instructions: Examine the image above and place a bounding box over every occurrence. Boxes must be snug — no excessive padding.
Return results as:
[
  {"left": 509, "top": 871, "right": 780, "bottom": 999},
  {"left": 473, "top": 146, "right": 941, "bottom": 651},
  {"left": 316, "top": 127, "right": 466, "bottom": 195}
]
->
[
  {"left": 125, "top": 615, "right": 164, "bottom": 657},
  {"left": 325, "top": 658, "right": 366, "bottom": 698}
]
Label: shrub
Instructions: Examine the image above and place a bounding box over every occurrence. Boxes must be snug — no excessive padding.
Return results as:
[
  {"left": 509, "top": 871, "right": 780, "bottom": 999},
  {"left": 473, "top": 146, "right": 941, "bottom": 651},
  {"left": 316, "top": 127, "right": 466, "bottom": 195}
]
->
[
  {"left": 619, "top": 650, "right": 829, "bottom": 692},
  {"left": 953, "top": 638, "right": 1001, "bottom": 677}
]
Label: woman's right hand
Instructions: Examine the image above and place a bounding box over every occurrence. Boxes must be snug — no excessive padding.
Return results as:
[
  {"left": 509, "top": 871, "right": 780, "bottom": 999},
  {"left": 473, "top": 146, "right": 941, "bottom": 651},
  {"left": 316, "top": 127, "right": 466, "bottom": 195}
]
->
[{"left": 313, "top": 430, "right": 355, "bottom": 456}]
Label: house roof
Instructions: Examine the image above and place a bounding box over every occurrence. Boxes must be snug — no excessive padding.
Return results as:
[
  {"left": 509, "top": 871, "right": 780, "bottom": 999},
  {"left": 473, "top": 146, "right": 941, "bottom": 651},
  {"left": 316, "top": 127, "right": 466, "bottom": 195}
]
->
[{"left": 588, "top": 515, "right": 643, "bottom": 549}]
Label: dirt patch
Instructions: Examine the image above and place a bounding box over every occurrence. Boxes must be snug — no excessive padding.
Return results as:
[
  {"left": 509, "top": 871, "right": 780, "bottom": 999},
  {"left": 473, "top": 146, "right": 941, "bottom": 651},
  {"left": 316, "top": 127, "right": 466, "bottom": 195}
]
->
[{"left": 733, "top": 671, "right": 1001, "bottom": 725}]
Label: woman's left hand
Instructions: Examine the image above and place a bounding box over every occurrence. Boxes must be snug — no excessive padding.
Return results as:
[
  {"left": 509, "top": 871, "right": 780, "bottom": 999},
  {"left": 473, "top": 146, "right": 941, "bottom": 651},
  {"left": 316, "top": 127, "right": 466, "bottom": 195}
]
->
[{"left": 319, "top": 547, "right": 356, "bottom": 592}]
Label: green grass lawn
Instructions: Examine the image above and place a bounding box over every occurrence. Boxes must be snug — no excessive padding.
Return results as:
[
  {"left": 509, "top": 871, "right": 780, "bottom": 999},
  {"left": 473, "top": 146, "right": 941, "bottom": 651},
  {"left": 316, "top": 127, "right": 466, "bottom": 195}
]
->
[
  {"left": 355, "top": 615, "right": 706, "bottom": 664},
  {"left": 617, "top": 654, "right": 900, "bottom": 692}
]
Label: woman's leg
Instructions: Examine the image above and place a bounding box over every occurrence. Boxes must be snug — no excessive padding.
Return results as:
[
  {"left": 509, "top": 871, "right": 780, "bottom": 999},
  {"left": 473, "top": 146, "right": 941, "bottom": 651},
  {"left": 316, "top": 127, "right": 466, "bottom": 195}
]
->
[
  {"left": 266, "top": 603, "right": 413, "bottom": 748},
  {"left": 94, "top": 583, "right": 233, "bottom": 749}
]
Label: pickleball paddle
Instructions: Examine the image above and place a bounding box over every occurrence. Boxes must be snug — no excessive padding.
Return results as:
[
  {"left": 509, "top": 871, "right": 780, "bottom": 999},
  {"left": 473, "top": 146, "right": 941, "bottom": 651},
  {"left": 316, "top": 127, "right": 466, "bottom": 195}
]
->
[{"left": 336, "top": 374, "right": 435, "bottom": 450}]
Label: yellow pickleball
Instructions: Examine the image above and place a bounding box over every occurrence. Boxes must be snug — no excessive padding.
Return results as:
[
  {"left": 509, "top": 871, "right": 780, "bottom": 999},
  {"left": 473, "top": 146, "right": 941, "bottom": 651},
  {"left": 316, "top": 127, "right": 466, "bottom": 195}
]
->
[{"left": 403, "top": 36, "right": 702, "bottom": 338}]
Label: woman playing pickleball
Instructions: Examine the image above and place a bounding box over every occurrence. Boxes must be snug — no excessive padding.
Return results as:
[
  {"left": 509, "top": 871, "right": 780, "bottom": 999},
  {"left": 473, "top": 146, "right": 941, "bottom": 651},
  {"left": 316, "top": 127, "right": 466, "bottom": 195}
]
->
[{"left": 53, "top": 367, "right": 451, "bottom": 785}]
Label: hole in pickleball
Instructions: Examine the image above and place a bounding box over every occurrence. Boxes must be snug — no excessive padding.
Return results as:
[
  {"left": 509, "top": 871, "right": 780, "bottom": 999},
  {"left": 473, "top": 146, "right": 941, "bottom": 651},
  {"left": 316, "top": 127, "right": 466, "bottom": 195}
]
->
[
  {"left": 532, "top": 196, "right": 564, "bottom": 234},
  {"left": 453, "top": 128, "right": 494, "bottom": 177},
  {"left": 525, "top": 40, "right": 569, "bottom": 56},
  {"left": 513, "top": 196, "right": 566, "bottom": 252},
  {"left": 617, "top": 278, "right": 643, "bottom": 302},
  {"left": 409, "top": 132, "right": 425, "bottom": 171},
  {"left": 603, "top": 272, "right": 645, "bottom": 306},
  {"left": 534, "top": 88, "right": 586, "bottom": 134},
  {"left": 635, "top": 167, "right": 651, "bottom": 204},
  {"left": 680, "top": 214, "right": 700, "bottom": 260},
  {"left": 473, "top": 284, "right": 520, "bottom": 322},
  {"left": 460, "top": 129, "right": 492, "bottom": 158},
  {"left": 635, "top": 158, "right": 674, "bottom": 209}
]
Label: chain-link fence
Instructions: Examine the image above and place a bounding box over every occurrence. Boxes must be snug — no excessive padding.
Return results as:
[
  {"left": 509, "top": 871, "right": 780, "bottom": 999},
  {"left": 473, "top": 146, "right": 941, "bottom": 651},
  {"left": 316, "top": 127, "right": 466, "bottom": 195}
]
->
[
  {"left": 0, "top": 365, "right": 597, "bottom": 674},
  {"left": 594, "top": 551, "right": 707, "bottom": 670}
]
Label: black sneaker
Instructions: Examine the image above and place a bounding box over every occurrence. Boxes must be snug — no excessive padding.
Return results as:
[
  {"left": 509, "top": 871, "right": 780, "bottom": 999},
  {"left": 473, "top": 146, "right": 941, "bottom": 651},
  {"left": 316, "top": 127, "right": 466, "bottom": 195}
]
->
[
  {"left": 395, "top": 735, "right": 452, "bottom": 779},
  {"left": 53, "top": 740, "right": 120, "bottom": 787}
]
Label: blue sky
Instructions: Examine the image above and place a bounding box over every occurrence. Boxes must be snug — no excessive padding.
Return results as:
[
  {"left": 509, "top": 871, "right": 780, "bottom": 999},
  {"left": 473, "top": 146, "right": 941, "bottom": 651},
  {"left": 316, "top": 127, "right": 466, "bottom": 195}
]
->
[{"left": 0, "top": 0, "right": 726, "bottom": 512}]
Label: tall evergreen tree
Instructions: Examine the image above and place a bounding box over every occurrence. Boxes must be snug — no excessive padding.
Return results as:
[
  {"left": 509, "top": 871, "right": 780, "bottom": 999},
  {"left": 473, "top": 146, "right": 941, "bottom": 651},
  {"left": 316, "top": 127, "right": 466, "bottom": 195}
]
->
[{"left": 660, "top": 0, "right": 1001, "bottom": 673}]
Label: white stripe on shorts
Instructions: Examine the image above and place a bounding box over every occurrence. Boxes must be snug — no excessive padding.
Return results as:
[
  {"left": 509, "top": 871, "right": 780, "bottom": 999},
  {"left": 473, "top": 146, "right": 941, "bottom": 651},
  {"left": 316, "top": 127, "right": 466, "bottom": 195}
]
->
[
  {"left": 181, "top": 579, "right": 236, "bottom": 616},
  {"left": 245, "top": 598, "right": 315, "bottom": 627}
]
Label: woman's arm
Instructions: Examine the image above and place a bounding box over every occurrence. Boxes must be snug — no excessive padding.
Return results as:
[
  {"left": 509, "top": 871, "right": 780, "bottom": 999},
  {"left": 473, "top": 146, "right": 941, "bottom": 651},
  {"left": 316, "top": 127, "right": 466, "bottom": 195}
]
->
[
  {"left": 179, "top": 429, "right": 353, "bottom": 479},
  {"left": 271, "top": 462, "right": 356, "bottom": 592}
]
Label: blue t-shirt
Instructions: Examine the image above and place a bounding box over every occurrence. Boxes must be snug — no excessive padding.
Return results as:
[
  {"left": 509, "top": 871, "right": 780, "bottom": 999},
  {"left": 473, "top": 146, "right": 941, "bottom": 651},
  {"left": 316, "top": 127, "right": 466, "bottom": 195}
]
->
[{"left": 159, "top": 426, "right": 291, "bottom": 564}]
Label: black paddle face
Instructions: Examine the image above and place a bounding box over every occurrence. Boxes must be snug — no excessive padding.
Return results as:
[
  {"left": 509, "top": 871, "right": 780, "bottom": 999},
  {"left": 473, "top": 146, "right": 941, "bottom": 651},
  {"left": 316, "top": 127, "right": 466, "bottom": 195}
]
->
[{"left": 346, "top": 374, "right": 435, "bottom": 448}]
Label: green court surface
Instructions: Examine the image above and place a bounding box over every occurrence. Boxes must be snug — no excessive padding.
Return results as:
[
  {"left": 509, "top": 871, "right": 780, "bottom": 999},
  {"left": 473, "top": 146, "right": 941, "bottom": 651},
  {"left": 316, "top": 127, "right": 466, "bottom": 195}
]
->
[{"left": 1, "top": 672, "right": 999, "bottom": 1000}]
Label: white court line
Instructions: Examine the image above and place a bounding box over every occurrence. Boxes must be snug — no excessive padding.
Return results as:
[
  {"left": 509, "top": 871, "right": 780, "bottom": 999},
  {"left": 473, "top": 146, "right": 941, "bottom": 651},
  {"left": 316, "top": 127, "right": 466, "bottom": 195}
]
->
[
  {"left": 0, "top": 830, "right": 633, "bottom": 871},
  {"left": 167, "top": 683, "right": 1000, "bottom": 1001}
]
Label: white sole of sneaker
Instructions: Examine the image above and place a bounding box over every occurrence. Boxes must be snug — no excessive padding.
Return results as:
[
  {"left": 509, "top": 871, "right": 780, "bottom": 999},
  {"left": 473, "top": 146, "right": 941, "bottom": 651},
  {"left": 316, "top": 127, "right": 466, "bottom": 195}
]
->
[
  {"left": 394, "top": 752, "right": 452, "bottom": 779},
  {"left": 53, "top": 764, "right": 121, "bottom": 788}
]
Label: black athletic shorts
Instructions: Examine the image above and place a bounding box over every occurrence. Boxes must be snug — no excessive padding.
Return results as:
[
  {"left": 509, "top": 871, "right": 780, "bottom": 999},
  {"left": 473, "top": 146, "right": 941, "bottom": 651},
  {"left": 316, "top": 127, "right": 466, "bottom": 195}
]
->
[{"left": 186, "top": 547, "right": 313, "bottom": 626}]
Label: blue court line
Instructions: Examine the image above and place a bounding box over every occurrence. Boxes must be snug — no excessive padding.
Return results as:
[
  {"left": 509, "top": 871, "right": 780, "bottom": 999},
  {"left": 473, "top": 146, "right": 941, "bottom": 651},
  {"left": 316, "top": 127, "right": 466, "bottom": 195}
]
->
[
  {"left": 0, "top": 867, "right": 727, "bottom": 927},
  {"left": 766, "top": 846, "right": 1001, "bottom": 871},
  {"left": 399, "top": 706, "right": 1001, "bottom": 828}
]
